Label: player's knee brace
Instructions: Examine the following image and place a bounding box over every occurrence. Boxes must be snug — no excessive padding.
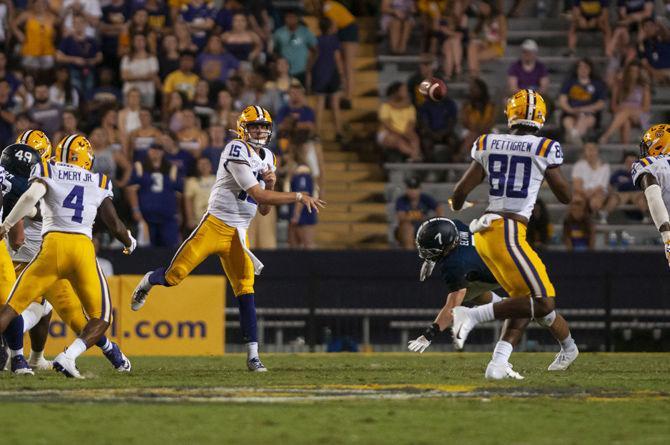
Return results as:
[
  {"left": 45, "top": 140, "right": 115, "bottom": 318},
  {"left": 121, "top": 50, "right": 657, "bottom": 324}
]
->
[{"left": 536, "top": 310, "right": 557, "bottom": 328}]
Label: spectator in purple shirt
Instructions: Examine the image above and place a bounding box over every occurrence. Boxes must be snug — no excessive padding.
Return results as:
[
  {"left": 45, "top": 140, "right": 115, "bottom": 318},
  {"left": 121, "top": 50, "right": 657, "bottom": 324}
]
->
[
  {"left": 196, "top": 34, "right": 239, "bottom": 86},
  {"left": 417, "top": 87, "right": 459, "bottom": 162},
  {"left": 276, "top": 80, "right": 316, "bottom": 133},
  {"left": 56, "top": 14, "right": 102, "bottom": 99},
  {"left": 312, "top": 18, "right": 345, "bottom": 143},
  {"left": 179, "top": 0, "right": 217, "bottom": 50},
  {"left": 507, "top": 39, "right": 549, "bottom": 95}
]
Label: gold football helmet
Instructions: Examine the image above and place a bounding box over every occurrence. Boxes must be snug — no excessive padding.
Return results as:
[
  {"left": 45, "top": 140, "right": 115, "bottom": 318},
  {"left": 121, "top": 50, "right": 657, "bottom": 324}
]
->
[
  {"left": 55, "top": 134, "right": 94, "bottom": 171},
  {"left": 16, "top": 129, "right": 52, "bottom": 160},
  {"left": 505, "top": 89, "right": 547, "bottom": 130},
  {"left": 640, "top": 124, "right": 670, "bottom": 157},
  {"left": 236, "top": 105, "right": 273, "bottom": 147}
]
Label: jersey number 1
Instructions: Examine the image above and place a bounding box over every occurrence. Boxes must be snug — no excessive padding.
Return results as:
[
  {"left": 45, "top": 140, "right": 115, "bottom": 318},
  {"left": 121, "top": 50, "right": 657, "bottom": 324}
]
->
[
  {"left": 63, "top": 185, "right": 85, "bottom": 223},
  {"left": 488, "top": 154, "right": 531, "bottom": 199}
]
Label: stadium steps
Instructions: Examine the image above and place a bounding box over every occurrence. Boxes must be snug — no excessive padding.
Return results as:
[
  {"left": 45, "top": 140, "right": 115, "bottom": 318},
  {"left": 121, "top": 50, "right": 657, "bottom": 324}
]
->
[{"left": 299, "top": 15, "right": 388, "bottom": 249}]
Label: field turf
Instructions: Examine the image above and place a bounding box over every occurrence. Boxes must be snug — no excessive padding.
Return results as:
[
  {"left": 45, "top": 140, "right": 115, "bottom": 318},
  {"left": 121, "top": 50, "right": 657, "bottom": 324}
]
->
[{"left": 1, "top": 353, "right": 669, "bottom": 444}]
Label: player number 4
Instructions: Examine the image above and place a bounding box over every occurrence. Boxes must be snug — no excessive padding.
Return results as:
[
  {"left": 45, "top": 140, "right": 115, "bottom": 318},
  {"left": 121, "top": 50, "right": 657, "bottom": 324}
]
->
[{"left": 63, "top": 185, "right": 85, "bottom": 223}]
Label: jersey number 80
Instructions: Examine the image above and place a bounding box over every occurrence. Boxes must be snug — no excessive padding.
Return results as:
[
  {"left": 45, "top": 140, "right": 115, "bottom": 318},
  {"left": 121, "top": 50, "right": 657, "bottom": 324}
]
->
[{"left": 488, "top": 154, "right": 531, "bottom": 199}]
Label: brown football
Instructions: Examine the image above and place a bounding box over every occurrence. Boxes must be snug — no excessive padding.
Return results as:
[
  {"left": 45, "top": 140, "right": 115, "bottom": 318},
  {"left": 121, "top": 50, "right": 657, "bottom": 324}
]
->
[{"left": 418, "top": 77, "right": 447, "bottom": 102}]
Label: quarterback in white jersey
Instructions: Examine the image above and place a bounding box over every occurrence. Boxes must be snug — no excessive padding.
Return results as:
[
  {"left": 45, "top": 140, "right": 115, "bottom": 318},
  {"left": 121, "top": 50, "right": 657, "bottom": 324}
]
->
[
  {"left": 131, "top": 105, "right": 325, "bottom": 372},
  {"left": 0, "top": 134, "right": 135, "bottom": 378},
  {"left": 450, "top": 90, "right": 577, "bottom": 380},
  {"left": 633, "top": 124, "right": 670, "bottom": 266}
]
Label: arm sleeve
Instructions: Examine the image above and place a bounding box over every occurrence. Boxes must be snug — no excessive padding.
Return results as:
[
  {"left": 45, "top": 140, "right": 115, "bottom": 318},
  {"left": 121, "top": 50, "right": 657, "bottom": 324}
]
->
[
  {"left": 228, "top": 161, "right": 259, "bottom": 191},
  {"left": 644, "top": 184, "right": 670, "bottom": 231},
  {"left": 2, "top": 181, "right": 47, "bottom": 228}
]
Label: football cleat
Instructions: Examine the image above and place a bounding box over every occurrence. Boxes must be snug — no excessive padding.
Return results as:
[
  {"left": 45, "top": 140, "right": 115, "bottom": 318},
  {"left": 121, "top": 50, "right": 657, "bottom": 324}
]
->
[
  {"left": 11, "top": 355, "right": 35, "bottom": 375},
  {"left": 451, "top": 306, "right": 477, "bottom": 350},
  {"left": 53, "top": 352, "right": 83, "bottom": 379},
  {"left": 131, "top": 272, "right": 153, "bottom": 311},
  {"left": 28, "top": 355, "right": 53, "bottom": 371},
  {"left": 247, "top": 357, "right": 268, "bottom": 372},
  {"left": 103, "top": 342, "right": 132, "bottom": 372},
  {"left": 547, "top": 347, "right": 579, "bottom": 371},
  {"left": 485, "top": 361, "right": 524, "bottom": 380}
]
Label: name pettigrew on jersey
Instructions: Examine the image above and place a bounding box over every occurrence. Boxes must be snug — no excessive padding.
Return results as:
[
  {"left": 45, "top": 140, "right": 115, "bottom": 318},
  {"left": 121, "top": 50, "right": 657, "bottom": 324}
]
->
[{"left": 487, "top": 139, "right": 535, "bottom": 153}]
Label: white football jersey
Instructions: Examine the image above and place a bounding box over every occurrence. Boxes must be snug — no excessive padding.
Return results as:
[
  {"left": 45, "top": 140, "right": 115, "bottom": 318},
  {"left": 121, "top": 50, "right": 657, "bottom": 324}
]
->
[
  {"left": 30, "top": 161, "right": 113, "bottom": 239},
  {"left": 0, "top": 165, "right": 6, "bottom": 221},
  {"left": 11, "top": 217, "right": 42, "bottom": 263},
  {"left": 207, "top": 139, "right": 277, "bottom": 228},
  {"left": 631, "top": 154, "right": 670, "bottom": 211},
  {"left": 471, "top": 133, "right": 564, "bottom": 219}
]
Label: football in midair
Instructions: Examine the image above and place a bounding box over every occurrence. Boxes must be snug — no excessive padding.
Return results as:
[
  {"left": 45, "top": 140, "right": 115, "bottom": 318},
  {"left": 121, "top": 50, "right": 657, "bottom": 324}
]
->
[{"left": 418, "top": 77, "right": 447, "bottom": 102}]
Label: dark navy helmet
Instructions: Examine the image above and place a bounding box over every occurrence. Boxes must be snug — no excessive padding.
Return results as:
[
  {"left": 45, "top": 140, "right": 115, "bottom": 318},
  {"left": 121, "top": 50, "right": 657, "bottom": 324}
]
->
[
  {"left": 415, "top": 217, "right": 459, "bottom": 261},
  {"left": 1, "top": 143, "right": 41, "bottom": 178}
]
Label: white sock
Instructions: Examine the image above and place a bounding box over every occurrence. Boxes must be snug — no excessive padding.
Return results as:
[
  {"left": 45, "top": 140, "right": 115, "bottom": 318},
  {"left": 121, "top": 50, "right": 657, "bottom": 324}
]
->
[
  {"left": 491, "top": 341, "right": 513, "bottom": 365},
  {"left": 471, "top": 303, "right": 495, "bottom": 323},
  {"left": 247, "top": 342, "right": 259, "bottom": 359},
  {"left": 64, "top": 338, "right": 88, "bottom": 360},
  {"left": 10, "top": 348, "right": 23, "bottom": 358},
  {"left": 490, "top": 292, "right": 503, "bottom": 303},
  {"left": 99, "top": 338, "right": 113, "bottom": 353},
  {"left": 560, "top": 333, "right": 576, "bottom": 351},
  {"left": 29, "top": 350, "right": 45, "bottom": 361}
]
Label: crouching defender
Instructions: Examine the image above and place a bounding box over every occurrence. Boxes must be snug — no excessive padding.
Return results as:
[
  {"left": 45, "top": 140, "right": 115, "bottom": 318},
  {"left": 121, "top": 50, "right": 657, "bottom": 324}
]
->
[
  {"left": 449, "top": 89, "right": 578, "bottom": 379},
  {"left": 408, "top": 217, "right": 578, "bottom": 376},
  {"left": 131, "top": 106, "right": 325, "bottom": 372}
]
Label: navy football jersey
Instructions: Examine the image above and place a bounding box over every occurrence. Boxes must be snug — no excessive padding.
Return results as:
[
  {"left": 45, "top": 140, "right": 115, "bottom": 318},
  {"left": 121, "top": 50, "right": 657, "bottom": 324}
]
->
[{"left": 437, "top": 220, "right": 499, "bottom": 299}]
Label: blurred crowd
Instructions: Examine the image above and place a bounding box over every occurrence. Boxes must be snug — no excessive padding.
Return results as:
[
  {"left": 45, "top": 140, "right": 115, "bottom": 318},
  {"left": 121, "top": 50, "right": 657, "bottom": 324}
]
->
[
  {"left": 382, "top": 0, "right": 670, "bottom": 249},
  {"left": 0, "top": 0, "right": 365, "bottom": 250}
]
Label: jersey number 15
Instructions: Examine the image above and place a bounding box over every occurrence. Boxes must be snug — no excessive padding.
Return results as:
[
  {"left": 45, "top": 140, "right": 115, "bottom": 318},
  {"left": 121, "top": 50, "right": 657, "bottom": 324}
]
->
[{"left": 488, "top": 154, "right": 531, "bottom": 199}]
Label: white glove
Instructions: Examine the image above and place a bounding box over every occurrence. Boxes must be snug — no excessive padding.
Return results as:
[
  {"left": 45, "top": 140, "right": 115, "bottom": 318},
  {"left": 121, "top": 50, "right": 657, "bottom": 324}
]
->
[
  {"left": 448, "top": 198, "right": 474, "bottom": 212},
  {"left": 469, "top": 214, "right": 502, "bottom": 234},
  {"left": 663, "top": 231, "right": 670, "bottom": 269},
  {"left": 123, "top": 230, "right": 137, "bottom": 255},
  {"left": 408, "top": 335, "right": 431, "bottom": 353},
  {"left": 420, "top": 260, "right": 435, "bottom": 281}
]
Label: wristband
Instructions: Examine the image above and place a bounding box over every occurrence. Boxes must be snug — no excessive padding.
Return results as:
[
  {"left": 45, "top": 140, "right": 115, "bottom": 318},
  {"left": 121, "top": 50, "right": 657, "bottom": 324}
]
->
[
  {"left": 295, "top": 192, "right": 303, "bottom": 202},
  {"left": 423, "top": 323, "right": 440, "bottom": 341}
]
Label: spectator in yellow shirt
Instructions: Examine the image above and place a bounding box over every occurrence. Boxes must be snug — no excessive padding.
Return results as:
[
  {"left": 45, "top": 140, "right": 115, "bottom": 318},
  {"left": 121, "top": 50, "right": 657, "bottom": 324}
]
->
[
  {"left": 163, "top": 51, "right": 200, "bottom": 101},
  {"left": 377, "top": 82, "right": 421, "bottom": 162}
]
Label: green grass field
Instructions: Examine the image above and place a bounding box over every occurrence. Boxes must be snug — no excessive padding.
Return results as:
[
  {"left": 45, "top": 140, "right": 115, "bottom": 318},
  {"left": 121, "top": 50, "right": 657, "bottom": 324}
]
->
[{"left": 1, "top": 353, "right": 669, "bottom": 444}]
